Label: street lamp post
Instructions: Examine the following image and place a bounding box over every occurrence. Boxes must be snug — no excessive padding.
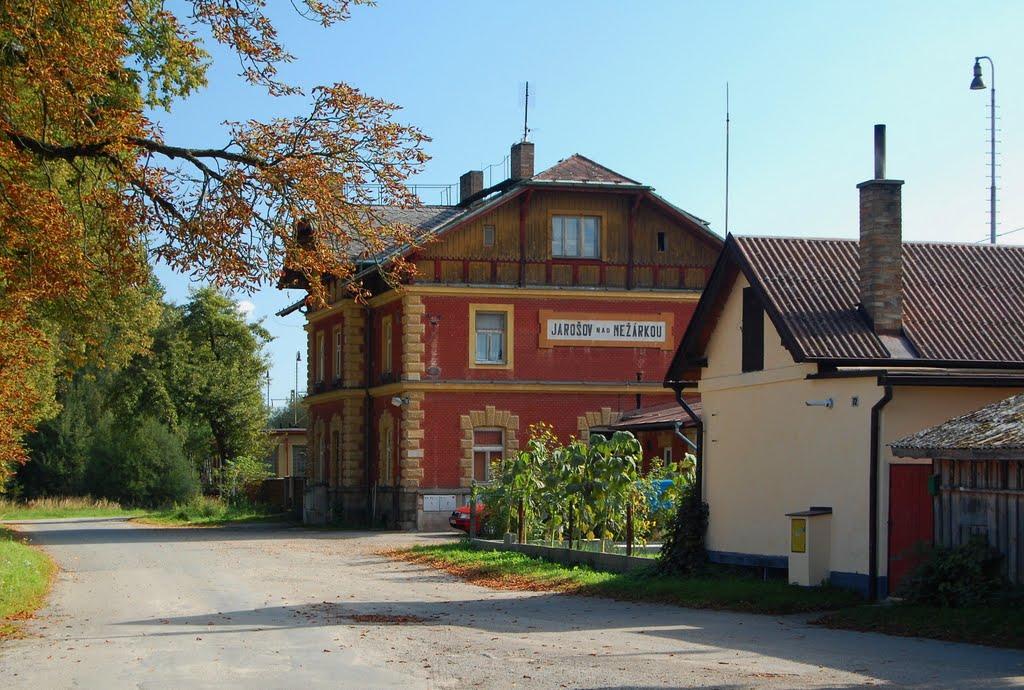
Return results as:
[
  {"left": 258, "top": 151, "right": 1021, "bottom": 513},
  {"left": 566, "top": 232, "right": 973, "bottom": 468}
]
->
[
  {"left": 294, "top": 350, "right": 302, "bottom": 425},
  {"left": 970, "top": 56, "right": 997, "bottom": 244}
]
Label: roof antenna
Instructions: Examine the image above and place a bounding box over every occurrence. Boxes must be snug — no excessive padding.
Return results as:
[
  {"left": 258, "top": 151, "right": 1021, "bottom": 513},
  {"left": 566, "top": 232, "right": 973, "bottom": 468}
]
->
[
  {"left": 522, "top": 81, "right": 531, "bottom": 142},
  {"left": 725, "top": 82, "right": 730, "bottom": 235}
]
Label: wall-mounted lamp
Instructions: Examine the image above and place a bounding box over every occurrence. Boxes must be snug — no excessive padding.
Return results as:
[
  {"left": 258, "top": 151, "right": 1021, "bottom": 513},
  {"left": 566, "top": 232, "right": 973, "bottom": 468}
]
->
[
  {"left": 391, "top": 396, "right": 410, "bottom": 407},
  {"left": 805, "top": 398, "right": 834, "bottom": 409}
]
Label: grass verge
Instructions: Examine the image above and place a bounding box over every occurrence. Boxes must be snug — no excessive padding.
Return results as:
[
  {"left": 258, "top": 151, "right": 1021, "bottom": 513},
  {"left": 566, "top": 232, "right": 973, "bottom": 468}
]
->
[
  {"left": 0, "top": 527, "right": 55, "bottom": 638},
  {"left": 814, "top": 605, "right": 1024, "bottom": 649},
  {"left": 390, "top": 541, "right": 862, "bottom": 615},
  {"left": 142, "top": 496, "right": 292, "bottom": 526},
  {"left": 0, "top": 496, "right": 145, "bottom": 520},
  {"left": 394, "top": 541, "right": 1024, "bottom": 648}
]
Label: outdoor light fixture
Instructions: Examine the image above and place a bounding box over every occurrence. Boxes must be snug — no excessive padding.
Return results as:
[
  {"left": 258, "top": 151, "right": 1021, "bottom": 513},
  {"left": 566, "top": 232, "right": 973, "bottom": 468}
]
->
[
  {"left": 391, "top": 396, "right": 410, "bottom": 407},
  {"left": 805, "top": 398, "right": 834, "bottom": 409},
  {"left": 970, "top": 56, "right": 997, "bottom": 244}
]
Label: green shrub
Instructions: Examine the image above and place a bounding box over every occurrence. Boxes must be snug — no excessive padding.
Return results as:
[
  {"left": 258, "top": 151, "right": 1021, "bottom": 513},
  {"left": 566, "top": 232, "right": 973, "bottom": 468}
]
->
[
  {"left": 657, "top": 482, "right": 709, "bottom": 576},
  {"left": 85, "top": 415, "right": 199, "bottom": 507},
  {"left": 896, "top": 539, "right": 1007, "bottom": 608}
]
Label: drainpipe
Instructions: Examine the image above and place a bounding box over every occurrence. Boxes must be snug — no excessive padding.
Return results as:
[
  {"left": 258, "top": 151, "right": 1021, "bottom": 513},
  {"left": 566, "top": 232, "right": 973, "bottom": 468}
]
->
[
  {"left": 868, "top": 382, "right": 893, "bottom": 601},
  {"left": 672, "top": 387, "right": 703, "bottom": 503},
  {"left": 364, "top": 304, "right": 374, "bottom": 527}
]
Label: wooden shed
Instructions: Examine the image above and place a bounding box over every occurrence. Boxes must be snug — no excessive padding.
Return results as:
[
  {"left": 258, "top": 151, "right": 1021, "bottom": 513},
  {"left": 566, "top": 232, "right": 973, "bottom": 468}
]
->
[{"left": 890, "top": 393, "right": 1024, "bottom": 584}]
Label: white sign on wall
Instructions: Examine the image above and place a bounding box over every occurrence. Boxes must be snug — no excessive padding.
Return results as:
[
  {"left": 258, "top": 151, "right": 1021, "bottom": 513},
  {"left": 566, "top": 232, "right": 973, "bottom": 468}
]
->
[
  {"left": 538, "top": 310, "right": 675, "bottom": 351},
  {"left": 423, "top": 494, "right": 457, "bottom": 513}
]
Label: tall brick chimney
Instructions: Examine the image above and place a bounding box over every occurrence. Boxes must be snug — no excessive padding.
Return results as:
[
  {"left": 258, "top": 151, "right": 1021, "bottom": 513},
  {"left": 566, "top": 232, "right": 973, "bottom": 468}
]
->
[
  {"left": 856, "top": 125, "right": 905, "bottom": 336},
  {"left": 510, "top": 141, "right": 534, "bottom": 180},
  {"left": 460, "top": 170, "right": 483, "bottom": 204}
]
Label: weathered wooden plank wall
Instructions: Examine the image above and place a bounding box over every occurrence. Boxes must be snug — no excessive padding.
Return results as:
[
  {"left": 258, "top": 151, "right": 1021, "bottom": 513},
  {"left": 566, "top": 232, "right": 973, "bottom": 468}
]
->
[{"left": 935, "top": 458, "right": 1024, "bottom": 583}]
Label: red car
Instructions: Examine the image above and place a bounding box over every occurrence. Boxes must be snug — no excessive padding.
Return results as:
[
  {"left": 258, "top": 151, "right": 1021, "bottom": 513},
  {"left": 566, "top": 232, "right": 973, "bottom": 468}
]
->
[{"left": 448, "top": 504, "right": 487, "bottom": 533}]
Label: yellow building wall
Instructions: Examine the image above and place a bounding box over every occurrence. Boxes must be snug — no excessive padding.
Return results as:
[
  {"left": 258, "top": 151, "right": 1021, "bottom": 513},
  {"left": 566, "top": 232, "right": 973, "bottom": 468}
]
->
[{"left": 697, "top": 273, "right": 1024, "bottom": 580}]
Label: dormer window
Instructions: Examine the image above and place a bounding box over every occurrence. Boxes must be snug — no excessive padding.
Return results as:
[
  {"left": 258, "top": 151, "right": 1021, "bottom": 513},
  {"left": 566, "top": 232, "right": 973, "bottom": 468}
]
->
[{"left": 552, "top": 215, "right": 600, "bottom": 259}]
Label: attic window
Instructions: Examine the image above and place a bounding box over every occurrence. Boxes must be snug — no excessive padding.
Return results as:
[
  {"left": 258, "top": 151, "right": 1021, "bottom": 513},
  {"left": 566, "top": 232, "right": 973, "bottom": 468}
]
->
[
  {"left": 483, "top": 224, "right": 495, "bottom": 247},
  {"left": 657, "top": 231, "right": 666, "bottom": 252},
  {"left": 741, "top": 287, "right": 764, "bottom": 373},
  {"left": 552, "top": 215, "right": 600, "bottom": 259}
]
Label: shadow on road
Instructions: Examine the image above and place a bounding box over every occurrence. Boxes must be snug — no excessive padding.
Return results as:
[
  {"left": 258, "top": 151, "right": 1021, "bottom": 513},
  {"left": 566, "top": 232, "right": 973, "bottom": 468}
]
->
[
  {"left": 5, "top": 520, "right": 462, "bottom": 547},
  {"left": 106, "top": 594, "right": 1024, "bottom": 689}
]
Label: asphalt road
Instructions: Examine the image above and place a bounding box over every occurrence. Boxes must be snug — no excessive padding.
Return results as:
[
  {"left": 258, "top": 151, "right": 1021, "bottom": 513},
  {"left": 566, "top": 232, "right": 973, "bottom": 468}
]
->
[{"left": 1, "top": 519, "right": 1022, "bottom": 689}]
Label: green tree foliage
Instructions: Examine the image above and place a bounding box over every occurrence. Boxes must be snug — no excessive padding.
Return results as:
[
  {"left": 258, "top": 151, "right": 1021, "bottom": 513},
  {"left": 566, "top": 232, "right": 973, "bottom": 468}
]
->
[
  {"left": 18, "top": 375, "right": 105, "bottom": 498},
  {"left": 0, "top": 1, "right": 427, "bottom": 476},
  {"left": 267, "top": 397, "right": 307, "bottom": 429},
  {"left": 14, "top": 287, "right": 270, "bottom": 504},
  {"left": 85, "top": 414, "right": 198, "bottom": 506},
  {"left": 171, "top": 287, "right": 271, "bottom": 478}
]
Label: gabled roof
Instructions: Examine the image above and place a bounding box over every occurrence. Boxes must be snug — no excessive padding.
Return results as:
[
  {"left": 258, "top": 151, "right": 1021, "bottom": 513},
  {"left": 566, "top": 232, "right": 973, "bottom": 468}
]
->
[
  {"left": 533, "top": 154, "right": 641, "bottom": 185},
  {"left": 891, "top": 392, "right": 1024, "bottom": 459},
  {"left": 278, "top": 149, "right": 722, "bottom": 317},
  {"left": 666, "top": 235, "right": 1024, "bottom": 383}
]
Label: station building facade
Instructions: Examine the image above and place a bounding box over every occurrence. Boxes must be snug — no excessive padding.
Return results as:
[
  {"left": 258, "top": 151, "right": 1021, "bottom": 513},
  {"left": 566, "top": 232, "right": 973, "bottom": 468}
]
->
[{"left": 282, "top": 142, "right": 721, "bottom": 528}]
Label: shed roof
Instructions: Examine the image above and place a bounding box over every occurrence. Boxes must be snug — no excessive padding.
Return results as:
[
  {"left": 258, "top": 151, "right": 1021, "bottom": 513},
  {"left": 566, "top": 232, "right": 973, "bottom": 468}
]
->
[
  {"left": 610, "top": 400, "right": 702, "bottom": 431},
  {"left": 890, "top": 392, "right": 1024, "bottom": 459}
]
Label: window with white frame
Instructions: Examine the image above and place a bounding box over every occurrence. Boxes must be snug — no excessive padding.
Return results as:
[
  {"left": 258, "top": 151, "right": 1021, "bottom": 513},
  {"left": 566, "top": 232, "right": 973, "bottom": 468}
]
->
[
  {"left": 552, "top": 215, "right": 600, "bottom": 258},
  {"left": 483, "top": 224, "right": 495, "bottom": 247},
  {"left": 473, "top": 428, "right": 504, "bottom": 482},
  {"left": 663, "top": 447, "right": 673, "bottom": 464},
  {"left": 474, "top": 312, "right": 506, "bottom": 364}
]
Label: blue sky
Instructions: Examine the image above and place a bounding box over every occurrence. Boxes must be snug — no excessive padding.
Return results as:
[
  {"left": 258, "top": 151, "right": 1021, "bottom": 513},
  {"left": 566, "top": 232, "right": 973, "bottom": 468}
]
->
[{"left": 153, "top": 0, "right": 1024, "bottom": 406}]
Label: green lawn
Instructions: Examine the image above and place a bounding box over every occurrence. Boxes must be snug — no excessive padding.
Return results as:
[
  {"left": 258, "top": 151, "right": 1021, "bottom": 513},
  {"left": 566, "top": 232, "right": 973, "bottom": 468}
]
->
[
  {"left": 0, "top": 527, "right": 55, "bottom": 637},
  {"left": 396, "top": 541, "right": 862, "bottom": 614},
  {"left": 815, "top": 604, "right": 1024, "bottom": 649},
  {"left": 0, "top": 496, "right": 146, "bottom": 520},
  {"left": 396, "top": 541, "right": 1024, "bottom": 648}
]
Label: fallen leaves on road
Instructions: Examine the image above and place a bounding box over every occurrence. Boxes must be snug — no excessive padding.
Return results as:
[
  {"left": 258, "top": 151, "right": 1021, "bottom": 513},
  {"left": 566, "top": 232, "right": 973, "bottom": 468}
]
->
[
  {"left": 348, "top": 614, "right": 432, "bottom": 624},
  {"left": 381, "top": 549, "right": 578, "bottom": 594}
]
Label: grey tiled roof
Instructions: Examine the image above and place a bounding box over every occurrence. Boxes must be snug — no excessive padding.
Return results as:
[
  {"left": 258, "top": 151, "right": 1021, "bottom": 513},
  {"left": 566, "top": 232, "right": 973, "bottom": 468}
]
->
[
  {"left": 734, "top": 236, "right": 1024, "bottom": 364},
  {"left": 368, "top": 205, "right": 465, "bottom": 233},
  {"left": 890, "top": 392, "right": 1024, "bottom": 455}
]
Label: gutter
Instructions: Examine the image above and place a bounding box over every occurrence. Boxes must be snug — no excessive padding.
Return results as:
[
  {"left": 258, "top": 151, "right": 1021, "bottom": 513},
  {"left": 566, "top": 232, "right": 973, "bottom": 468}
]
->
[
  {"left": 671, "top": 386, "right": 704, "bottom": 502},
  {"left": 364, "top": 303, "right": 374, "bottom": 527},
  {"left": 868, "top": 382, "right": 893, "bottom": 601}
]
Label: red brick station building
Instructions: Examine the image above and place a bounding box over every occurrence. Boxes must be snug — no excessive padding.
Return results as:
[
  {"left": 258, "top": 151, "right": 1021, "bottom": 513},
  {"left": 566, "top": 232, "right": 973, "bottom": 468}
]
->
[{"left": 279, "top": 142, "right": 721, "bottom": 528}]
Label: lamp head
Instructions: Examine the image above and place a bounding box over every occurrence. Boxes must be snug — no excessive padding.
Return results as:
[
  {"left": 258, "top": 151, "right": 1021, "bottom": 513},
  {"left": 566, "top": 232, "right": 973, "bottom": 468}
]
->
[
  {"left": 391, "top": 396, "right": 409, "bottom": 407},
  {"left": 970, "top": 59, "right": 986, "bottom": 90}
]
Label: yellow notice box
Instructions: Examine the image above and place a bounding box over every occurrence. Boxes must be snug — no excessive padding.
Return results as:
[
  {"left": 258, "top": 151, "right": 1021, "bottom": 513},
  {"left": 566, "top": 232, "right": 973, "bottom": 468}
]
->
[{"left": 791, "top": 518, "right": 807, "bottom": 553}]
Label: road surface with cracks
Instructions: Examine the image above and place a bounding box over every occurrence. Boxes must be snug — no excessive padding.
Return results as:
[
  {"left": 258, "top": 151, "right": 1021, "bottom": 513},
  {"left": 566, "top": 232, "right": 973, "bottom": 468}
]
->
[{"left": 1, "top": 518, "right": 1022, "bottom": 689}]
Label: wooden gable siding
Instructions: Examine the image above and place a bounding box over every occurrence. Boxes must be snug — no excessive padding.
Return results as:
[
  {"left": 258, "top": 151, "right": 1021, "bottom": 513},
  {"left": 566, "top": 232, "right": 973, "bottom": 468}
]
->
[
  {"left": 414, "top": 188, "right": 713, "bottom": 289},
  {"left": 935, "top": 458, "right": 1024, "bottom": 583}
]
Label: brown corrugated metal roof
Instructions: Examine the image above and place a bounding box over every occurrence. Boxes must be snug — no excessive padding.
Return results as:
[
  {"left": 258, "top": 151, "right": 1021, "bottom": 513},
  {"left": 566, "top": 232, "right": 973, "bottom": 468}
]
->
[
  {"left": 890, "top": 392, "right": 1024, "bottom": 455},
  {"left": 610, "top": 401, "right": 701, "bottom": 430},
  {"left": 734, "top": 237, "right": 1024, "bottom": 364},
  {"left": 533, "top": 154, "right": 641, "bottom": 185}
]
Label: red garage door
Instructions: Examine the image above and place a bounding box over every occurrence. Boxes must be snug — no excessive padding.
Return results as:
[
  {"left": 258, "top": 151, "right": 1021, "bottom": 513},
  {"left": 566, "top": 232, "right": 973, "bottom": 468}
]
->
[{"left": 888, "top": 464, "right": 934, "bottom": 593}]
